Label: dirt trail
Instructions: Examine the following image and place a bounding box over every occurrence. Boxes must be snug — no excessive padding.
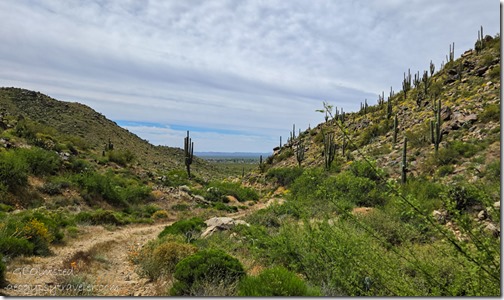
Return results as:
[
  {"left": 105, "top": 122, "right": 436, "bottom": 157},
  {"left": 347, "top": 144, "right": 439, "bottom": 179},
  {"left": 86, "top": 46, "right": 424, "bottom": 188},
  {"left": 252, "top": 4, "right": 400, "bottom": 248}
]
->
[
  {"left": 0, "top": 197, "right": 284, "bottom": 296},
  {"left": 1, "top": 221, "right": 175, "bottom": 296}
]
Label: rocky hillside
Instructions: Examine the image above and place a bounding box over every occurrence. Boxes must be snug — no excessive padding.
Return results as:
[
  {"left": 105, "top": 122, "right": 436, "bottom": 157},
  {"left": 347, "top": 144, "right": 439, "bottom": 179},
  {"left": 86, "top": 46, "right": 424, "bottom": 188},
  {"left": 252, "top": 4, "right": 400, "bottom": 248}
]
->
[
  {"left": 265, "top": 34, "right": 500, "bottom": 185},
  {"left": 0, "top": 87, "right": 221, "bottom": 178}
]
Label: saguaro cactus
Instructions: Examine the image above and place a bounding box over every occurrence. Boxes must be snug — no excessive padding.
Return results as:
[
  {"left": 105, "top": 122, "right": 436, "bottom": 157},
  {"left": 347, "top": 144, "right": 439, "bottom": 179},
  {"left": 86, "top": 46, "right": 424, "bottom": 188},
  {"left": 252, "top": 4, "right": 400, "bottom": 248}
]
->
[
  {"left": 296, "top": 141, "right": 305, "bottom": 167},
  {"left": 393, "top": 114, "right": 398, "bottom": 145},
  {"left": 184, "top": 130, "right": 194, "bottom": 178},
  {"left": 323, "top": 132, "right": 336, "bottom": 170},
  {"left": 401, "top": 137, "right": 408, "bottom": 184},
  {"left": 430, "top": 99, "right": 442, "bottom": 154}
]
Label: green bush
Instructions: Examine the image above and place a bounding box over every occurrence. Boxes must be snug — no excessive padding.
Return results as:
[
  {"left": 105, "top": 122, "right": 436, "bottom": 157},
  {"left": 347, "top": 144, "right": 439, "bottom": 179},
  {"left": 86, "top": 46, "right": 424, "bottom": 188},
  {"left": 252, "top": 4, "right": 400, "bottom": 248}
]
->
[
  {"left": 0, "top": 150, "right": 28, "bottom": 192},
  {"left": 163, "top": 170, "right": 189, "bottom": 187},
  {"left": 275, "top": 148, "right": 294, "bottom": 162},
  {"left": 0, "top": 236, "right": 35, "bottom": 257},
  {"left": 213, "top": 202, "right": 238, "bottom": 212},
  {"left": 446, "top": 184, "right": 484, "bottom": 211},
  {"left": 202, "top": 181, "right": 259, "bottom": 202},
  {"left": 158, "top": 217, "right": 206, "bottom": 239},
  {"left": 171, "top": 249, "right": 245, "bottom": 296},
  {"left": 18, "top": 148, "right": 61, "bottom": 176},
  {"left": 479, "top": 104, "right": 500, "bottom": 123},
  {"left": 75, "top": 209, "right": 128, "bottom": 226},
  {"left": 349, "top": 160, "right": 383, "bottom": 182},
  {"left": 172, "top": 204, "right": 189, "bottom": 211},
  {"left": 450, "top": 141, "right": 480, "bottom": 158},
  {"left": 137, "top": 241, "right": 198, "bottom": 281},
  {"left": 73, "top": 171, "right": 151, "bottom": 206},
  {"left": 266, "top": 167, "right": 304, "bottom": 187},
  {"left": 107, "top": 149, "right": 135, "bottom": 166},
  {"left": 238, "top": 266, "right": 320, "bottom": 296}
]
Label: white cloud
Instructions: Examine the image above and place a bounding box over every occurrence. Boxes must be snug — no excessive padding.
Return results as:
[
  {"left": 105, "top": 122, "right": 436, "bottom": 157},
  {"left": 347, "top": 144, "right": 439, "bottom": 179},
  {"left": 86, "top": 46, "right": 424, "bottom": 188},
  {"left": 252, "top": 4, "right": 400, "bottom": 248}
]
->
[{"left": 0, "top": 0, "right": 499, "bottom": 151}]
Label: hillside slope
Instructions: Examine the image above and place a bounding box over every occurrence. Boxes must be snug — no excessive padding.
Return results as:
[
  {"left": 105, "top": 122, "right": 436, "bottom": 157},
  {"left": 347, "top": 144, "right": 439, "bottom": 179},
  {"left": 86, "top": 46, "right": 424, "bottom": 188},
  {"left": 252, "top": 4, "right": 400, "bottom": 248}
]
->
[
  {"left": 265, "top": 34, "right": 500, "bottom": 184},
  {"left": 0, "top": 87, "right": 220, "bottom": 178}
]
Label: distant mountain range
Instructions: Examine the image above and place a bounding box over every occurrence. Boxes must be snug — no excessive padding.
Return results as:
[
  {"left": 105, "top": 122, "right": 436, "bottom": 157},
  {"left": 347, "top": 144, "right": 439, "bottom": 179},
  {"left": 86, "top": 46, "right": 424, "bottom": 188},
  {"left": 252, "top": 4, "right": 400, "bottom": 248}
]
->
[{"left": 195, "top": 152, "right": 271, "bottom": 158}]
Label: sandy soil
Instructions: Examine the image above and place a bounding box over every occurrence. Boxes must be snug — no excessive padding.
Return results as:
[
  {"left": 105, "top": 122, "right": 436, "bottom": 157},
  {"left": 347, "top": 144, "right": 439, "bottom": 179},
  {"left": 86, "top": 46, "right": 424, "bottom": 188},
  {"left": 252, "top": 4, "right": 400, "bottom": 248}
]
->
[{"left": 0, "top": 197, "right": 284, "bottom": 296}]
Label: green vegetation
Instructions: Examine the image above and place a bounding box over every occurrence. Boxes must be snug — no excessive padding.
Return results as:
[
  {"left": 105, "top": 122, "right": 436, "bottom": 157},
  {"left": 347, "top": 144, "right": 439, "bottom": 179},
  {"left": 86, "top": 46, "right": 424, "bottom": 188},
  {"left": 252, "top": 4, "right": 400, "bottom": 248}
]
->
[
  {"left": 170, "top": 249, "right": 245, "bottom": 296},
  {"left": 158, "top": 217, "right": 206, "bottom": 239},
  {"left": 238, "top": 266, "right": 320, "bottom": 296}
]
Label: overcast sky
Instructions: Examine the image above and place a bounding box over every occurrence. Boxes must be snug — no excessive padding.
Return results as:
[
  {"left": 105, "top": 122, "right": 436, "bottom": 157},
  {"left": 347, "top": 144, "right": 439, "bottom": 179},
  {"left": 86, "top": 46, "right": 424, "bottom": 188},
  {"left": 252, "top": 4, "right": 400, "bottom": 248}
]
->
[{"left": 0, "top": 1, "right": 499, "bottom": 152}]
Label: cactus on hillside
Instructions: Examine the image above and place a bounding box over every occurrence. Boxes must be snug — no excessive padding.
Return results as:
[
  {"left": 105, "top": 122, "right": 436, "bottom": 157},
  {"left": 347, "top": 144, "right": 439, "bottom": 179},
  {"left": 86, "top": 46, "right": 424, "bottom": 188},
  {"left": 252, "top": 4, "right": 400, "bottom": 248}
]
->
[
  {"left": 476, "top": 26, "right": 484, "bottom": 54},
  {"left": 430, "top": 60, "right": 436, "bottom": 76},
  {"left": 430, "top": 99, "right": 442, "bottom": 154},
  {"left": 402, "top": 69, "right": 412, "bottom": 99},
  {"left": 296, "top": 141, "right": 305, "bottom": 167},
  {"left": 323, "top": 132, "right": 336, "bottom": 170},
  {"left": 401, "top": 137, "right": 408, "bottom": 184},
  {"left": 422, "top": 70, "right": 430, "bottom": 95},
  {"left": 386, "top": 98, "right": 393, "bottom": 120},
  {"left": 258, "top": 155, "right": 266, "bottom": 173},
  {"left": 393, "top": 114, "right": 398, "bottom": 145},
  {"left": 448, "top": 42, "right": 455, "bottom": 63},
  {"left": 184, "top": 130, "right": 194, "bottom": 178}
]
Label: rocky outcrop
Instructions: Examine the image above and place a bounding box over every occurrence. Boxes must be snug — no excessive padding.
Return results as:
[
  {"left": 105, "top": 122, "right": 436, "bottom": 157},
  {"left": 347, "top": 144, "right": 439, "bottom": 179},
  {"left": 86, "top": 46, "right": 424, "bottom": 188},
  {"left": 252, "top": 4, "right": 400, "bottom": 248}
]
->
[{"left": 201, "top": 217, "right": 250, "bottom": 238}]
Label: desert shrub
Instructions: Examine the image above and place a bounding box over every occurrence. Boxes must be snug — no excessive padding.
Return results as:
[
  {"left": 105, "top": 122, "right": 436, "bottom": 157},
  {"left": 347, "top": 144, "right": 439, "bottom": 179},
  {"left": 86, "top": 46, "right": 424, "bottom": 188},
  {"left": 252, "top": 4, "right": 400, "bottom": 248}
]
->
[
  {"left": 107, "top": 149, "right": 135, "bottom": 166},
  {"left": 137, "top": 241, "right": 198, "bottom": 281},
  {"left": 275, "top": 148, "right": 293, "bottom": 162},
  {"left": 17, "top": 148, "right": 61, "bottom": 176},
  {"left": 0, "top": 150, "right": 28, "bottom": 191},
  {"left": 289, "top": 168, "right": 325, "bottom": 201},
  {"left": 450, "top": 140, "right": 480, "bottom": 158},
  {"left": 213, "top": 202, "right": 238, "bottom": 212},
  {"left": 0, "top": 236, "right": 34, "bottom": 257},
  {"left": 0, "top": 203, "right": 13, "bottom": 212},
  {"left": 162, "top": 169, "right": 189, "bottom": 187},
  {"left": 75, "top": 209, "right": 128, "bottom": 226},
  {"left": 320, "top": 172, "right": 386, "bottom": 208},
  {"left": 488, "top": 65, "right": 500, "bottom": 80},
  {"left": 483, "top": 161, "right": 500, "bottom": 182},
  {"left": 266, "top": 167, "right": 304, "bottom": 187},
  {"left": 170, "top": 249, "right": 245, "bottom": 296},
  {"left": 151, "top": 210, "right": 168, "bottom": 220},
  {"left": 446, "top": 184, "right": 485, "bottom": 211},
  {"left": 349, "top": 159, "right": 383, "bottom": 182},
  {"left": 479, "top": 104, "right": 500, "bottom": 123},
  {"left": 172, "top": 204, "right": 189, "bottom": 211},
  {"left": 238, "top": 266, "right": 320, "bottom": 296},
  {"left": 66, "top": 226, "right": 79, "bottom": 239},
  {"left": 158, "top": 217, "right": 206, "bottom": 239},
  {"left": 68, "top": 158, "right": 92, "bottom": 173},
  {"left": 73, "top": 171, "right": 124, "bottom": 206},
  {"left": 39, "top": 180, "right": 69, "bottom": 195},
  {"left": 435, "top": 146, "right": 459, "bottom": 166},
  {"left": 203, "top": 181, "right": 258, "bottom": 202},
  {"left": 22, "top": 219, "right": 53, "bottom": 256},
  {"left": 436, "top": 165, "right": 454, "bottom": 177},
  {"left": 73, "top": 171, "right": 151, "bottom": 206},
  {"left": 0, "top": 253, "right": 5, "bottom": 286},
  {"left": 403, "top": 123, "right": 430, "bottom": 148}
]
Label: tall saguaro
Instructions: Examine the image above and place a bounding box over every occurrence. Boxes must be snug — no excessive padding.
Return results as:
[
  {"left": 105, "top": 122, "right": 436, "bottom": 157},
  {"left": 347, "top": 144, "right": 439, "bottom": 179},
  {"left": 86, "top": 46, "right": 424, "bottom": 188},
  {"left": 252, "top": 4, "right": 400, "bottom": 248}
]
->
[{"left": 184, "top": 130, "right": 194, "bottom": 178}]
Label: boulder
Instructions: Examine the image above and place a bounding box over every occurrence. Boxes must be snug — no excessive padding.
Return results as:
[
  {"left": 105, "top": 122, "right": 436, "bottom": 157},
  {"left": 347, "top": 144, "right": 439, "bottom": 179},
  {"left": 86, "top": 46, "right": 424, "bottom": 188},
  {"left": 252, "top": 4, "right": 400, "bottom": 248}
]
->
[
  {"left": 201, "top": 217, "right": 250, "bottom": 238},
  {"left": 179, "top": 185, "right": 191, "bottom": 193},
  {"left": 493, "top": 201, "right": 500, "bottom": 210},
  {"left": 477, "top": 210, "right": 488, "bottom": 221},
  {"left": 484, "top": 223, "right": 500, "bottom": 238},
  {"left": 432, "top": 210, "right": 448, "bottom": 224}
]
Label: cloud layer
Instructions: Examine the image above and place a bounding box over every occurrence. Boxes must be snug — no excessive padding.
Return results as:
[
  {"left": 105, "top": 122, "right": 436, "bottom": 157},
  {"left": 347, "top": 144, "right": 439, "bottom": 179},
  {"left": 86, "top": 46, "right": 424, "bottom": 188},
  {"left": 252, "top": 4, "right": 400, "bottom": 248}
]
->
[{"left": 0, "top": 0, "right": 499, "bottom": 151}]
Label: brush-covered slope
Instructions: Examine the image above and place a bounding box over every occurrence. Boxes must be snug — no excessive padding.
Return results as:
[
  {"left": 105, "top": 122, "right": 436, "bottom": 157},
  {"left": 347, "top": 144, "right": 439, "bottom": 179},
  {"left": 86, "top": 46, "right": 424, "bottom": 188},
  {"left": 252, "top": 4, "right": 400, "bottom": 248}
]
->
[
  {"left": 0, "top": 87, "right": 220, "bottom": 177},
  {"left": 266, "top": 34, "right": 500, "bottom": 184}
]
